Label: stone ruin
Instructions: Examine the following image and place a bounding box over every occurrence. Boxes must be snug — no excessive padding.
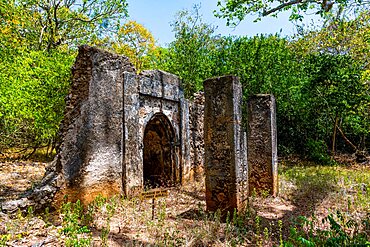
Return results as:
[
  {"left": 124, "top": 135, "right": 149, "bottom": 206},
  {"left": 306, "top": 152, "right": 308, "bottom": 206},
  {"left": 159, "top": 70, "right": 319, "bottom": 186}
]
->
[
  {"left": 1, "top": 46, "right": 277, "bottom": 216},
  {"left": 51, "top": 45, "right": 206, "bottom": 204},
  {"left": 248, "top": 95, "right": 278, "bottom": 197},
  {"left": 203, "top": 76, "right": 247, "bottom": 215}
]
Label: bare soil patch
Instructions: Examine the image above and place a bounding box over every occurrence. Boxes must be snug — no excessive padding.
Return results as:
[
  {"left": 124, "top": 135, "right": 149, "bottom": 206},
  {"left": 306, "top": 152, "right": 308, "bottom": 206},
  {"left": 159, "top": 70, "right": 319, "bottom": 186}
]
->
[{"left": 0, "top": 158, "right": 369, "bottom": 246}]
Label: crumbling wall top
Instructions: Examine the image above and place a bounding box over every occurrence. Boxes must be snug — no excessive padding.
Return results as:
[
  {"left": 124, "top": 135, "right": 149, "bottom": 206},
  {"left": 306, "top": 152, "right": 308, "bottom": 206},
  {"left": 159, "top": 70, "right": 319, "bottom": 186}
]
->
[{"left": 139, "top": 70, "right": 183, "bottom": 102}]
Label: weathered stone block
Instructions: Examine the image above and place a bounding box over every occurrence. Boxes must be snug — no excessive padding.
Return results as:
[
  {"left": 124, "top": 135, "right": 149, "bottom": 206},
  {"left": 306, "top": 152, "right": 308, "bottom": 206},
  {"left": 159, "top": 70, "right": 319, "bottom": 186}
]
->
[
  {"left": 247, "top": 94, "right": 278, "bottom": 196},
  {"left": 189, "top": 92, "right": 205, "bottom": 182},
  {"left": 123, "top": 70, "right": 185, "bottom": 195},
  {"left": 139, "top": 76, "right": 162, "bottom": 98},
  {"left": 203, "top": 76, "right": 247, "bottom": 217}
]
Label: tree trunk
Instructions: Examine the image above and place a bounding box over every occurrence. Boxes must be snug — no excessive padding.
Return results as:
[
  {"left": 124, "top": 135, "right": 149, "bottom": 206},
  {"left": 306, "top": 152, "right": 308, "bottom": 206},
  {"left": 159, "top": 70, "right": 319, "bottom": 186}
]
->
[
  {"left": 336, "top": 124, "right": 357, "bottom": 151},
  {"left": 331, "top": 113, "right": 339, "bottom": 156}
]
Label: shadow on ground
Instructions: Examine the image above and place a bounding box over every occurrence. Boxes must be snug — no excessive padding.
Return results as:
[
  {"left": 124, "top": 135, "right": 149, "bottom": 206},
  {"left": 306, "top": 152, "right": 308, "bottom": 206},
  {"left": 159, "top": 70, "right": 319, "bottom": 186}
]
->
[
  {"left": 256, "top": 163, "right": 338, "bottom": 239},
  {"left": 91, "top": 230, "right": 157, "bottom": 247}
]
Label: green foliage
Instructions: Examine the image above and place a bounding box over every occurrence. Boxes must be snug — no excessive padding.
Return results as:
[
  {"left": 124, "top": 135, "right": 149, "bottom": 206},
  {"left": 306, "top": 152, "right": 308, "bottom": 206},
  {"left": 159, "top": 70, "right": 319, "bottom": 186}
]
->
[
  {"left": 60, "top": 200, "right": 92, "bottom": 247},
  {"left": 305, "top": 139, "right": 332, "bottom": 164},
  {"left": 286, "top": 212, "right": 370, "bottom": 246},
  {"left": 0, "top": 48, "right": 74, "bottom": 150},
  {"left": 215, "top": 0, "right": 370, "bottom": 26},
  {"left": 159, "top": 6, "right": 300, "bottom": 99},
  {"left": 213, "top": 34, "right": 300, "bottom": 97},
  {"left": 285, "top": 53, "right": 369, "bottom": 157},
  {"left": 292, "top": 10, "right": 370, "bottom": 68},
  {"left": 0, "top": 234, "right": 10, "bottom": 246},
  {"left": 0, "top": 0, "right": 129, "bottom": 153},
  {"left": 159, "top": 6, "right": 370, "bottom": 158},
  {"left": 112, "top": 20, "right": 158, "bottom": 73},
  {"left": 158, "top": 5, "right": 221, "bottom": 97},
  {"left": 86, "top": 195, "right": 118, "bottom": 246},
  {"left": 0, "top": 0, "right": 128, "bottom": 51}
]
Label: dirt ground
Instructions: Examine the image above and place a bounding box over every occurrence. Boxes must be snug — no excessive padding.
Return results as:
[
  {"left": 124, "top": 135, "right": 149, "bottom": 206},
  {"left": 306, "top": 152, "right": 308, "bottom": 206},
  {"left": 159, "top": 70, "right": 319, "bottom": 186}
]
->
[{"left": 0, "top": 157, "right": 369, "bottom": 246}]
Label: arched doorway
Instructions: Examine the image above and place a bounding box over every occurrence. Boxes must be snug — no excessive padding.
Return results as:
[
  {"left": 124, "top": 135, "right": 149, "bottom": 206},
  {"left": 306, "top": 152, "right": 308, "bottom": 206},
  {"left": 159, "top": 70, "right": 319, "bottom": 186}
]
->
[{"left": 143, "top": 113, "right": 179, "bottom": 188}]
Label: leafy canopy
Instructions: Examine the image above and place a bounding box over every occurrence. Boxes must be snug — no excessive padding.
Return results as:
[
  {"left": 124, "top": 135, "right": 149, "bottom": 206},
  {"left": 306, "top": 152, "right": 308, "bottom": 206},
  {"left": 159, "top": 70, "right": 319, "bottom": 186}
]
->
[
  {"left": 112, "top": 20, "right": 158, "bottom": 73},
  {"left": 0, "top": 0, "right": 129, "bottom": 151},
  {"left": 291, "top": 10, "right": 370, "bottom": 71},
  {"left": 158, "top": 5, "right": 370, "bottom": 159},
  {"left": 0, "top": 0, "right": 128, "bottom": 51},
  {"left": 158, "top": 5, "right": 221, "bottom": 97},
  {"left": 215, "top": 0, "right": 370, "bottom": 25}
]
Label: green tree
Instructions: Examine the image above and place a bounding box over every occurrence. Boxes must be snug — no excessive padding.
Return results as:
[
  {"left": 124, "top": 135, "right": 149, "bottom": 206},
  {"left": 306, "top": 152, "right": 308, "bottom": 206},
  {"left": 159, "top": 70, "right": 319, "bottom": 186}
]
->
[
  {"left": 215, "top": 0, "right": 370, "bottom": 25},
  {"left": 0, "top": 49, "right": 74, "bottom": 152},
  {"left": 213, "top": 35, "right": 300, "bottom": 97},
  {"left": 292, "top": 10, "right": 370, "bottom": 71},
  {"left": 0, "top": 0, "right": 129, "bottom": 154},
  {"left": 158, "top": 5, "right": 221, "bottom": 97},
  {"left": 289, "top": 11, "right": 370, "bottom": 156},
  {"left": 0, "top": 0, "right": 128, "bottom": 52},
  {"left": 112, "top": 20, "right": 158, "bottom": 73},
  {"left": 303, "top": 54, "right": 369, "bottom": 155}
]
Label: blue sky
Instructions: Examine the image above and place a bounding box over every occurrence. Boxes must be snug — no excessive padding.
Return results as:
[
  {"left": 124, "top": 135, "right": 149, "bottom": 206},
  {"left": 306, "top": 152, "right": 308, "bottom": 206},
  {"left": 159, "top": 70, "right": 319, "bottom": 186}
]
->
[{"left": 126, "top": 0, "right": 318, "bottom": 46}]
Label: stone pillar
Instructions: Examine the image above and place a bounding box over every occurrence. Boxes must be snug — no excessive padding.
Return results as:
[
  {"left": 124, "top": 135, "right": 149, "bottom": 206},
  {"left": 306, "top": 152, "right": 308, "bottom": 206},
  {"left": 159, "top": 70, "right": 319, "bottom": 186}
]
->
[
  {"left": 203, "top": 76, "right": 247, "bottom": 216},
  {"left": 123, "top": 72, "right": 142, "bottom": 196},
  {"left": 247, "top": 94, "right": 278, "bottom": 196},
  {"left": 189, "top": 92, "right": 205, "bottom": 182},
  {"left": 181, "top": 97, "right": 192, "bottom": 184}
]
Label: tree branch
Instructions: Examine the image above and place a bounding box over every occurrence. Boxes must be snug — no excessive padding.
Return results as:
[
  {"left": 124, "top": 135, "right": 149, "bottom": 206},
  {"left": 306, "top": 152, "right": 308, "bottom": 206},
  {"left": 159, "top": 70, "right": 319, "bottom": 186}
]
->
[
  {"left": 262, "top": 0, "right": 305, "bottom": 16},
  {"left": 336, "top": 124, "right": 358, "bottom": 151}
]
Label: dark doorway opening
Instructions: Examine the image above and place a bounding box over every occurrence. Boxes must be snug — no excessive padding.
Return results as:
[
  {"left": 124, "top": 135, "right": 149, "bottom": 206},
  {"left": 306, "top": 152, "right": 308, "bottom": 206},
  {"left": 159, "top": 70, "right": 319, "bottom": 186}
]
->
[{"left": 143, "top": 113, "right": 178, "bottom": 188}]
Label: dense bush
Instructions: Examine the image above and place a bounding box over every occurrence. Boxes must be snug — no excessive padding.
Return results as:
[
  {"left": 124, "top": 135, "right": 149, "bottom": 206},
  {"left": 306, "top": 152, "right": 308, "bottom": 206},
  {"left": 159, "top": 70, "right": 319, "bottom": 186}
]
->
[
  {"left": 0, "top": 48, "right": 74, "bottom": 150},
  {"left": 157, "top": 7, "right": 370, "bottom": 160},
  {"left": 1, "top": 3, "right": 369, "bottom": 161}
]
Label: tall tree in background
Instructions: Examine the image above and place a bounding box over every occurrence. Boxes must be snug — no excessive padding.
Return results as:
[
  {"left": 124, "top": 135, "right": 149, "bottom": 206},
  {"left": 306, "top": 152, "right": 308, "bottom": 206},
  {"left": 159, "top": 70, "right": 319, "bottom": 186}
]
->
[
  {"left": 159, "top": 5, "right": 221, "bottom": 97},
  {"left": 290, "top": 11, "right": 370, "bottom": 156},
  {"left": 0, "top": 0, "right": 128, "bottom": 52},
  {"left": 112, "top": 20, "right": 158, "bottom": 73},
  {"left": 0, "top": 0, "right": 129, "bottom": 154},
  {"left": 291, "top": 10, "right": 370, "bottom": 71}
]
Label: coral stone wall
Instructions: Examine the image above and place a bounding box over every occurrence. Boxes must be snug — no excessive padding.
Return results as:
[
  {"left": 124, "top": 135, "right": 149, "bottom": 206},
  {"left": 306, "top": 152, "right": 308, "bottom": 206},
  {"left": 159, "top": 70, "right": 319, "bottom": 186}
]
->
[
  {"left": 247, "top": 94, "right": 278, "bottom": 196},
  {"left": 55, "top": 47, "right": 189, "bottom": 203},
  {"left": 123, "top": 70, "right": 188, "bottom": 195},
  {"left": 189, "top": 92, "right": 205, "bottom": 182},
  {"left": 55, "top": 46, "right": 135, "bottom": 204}
]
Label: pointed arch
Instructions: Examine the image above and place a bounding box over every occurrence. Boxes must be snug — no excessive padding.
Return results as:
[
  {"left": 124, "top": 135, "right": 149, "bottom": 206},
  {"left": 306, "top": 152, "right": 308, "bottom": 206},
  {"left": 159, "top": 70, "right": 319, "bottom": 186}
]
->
[{"left": 143, "top": 113, "right": 179, "bottom": 188}]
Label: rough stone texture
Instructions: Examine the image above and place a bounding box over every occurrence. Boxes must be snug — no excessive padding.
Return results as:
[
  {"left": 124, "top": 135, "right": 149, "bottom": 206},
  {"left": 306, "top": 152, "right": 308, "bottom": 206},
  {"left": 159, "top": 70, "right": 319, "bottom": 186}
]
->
[
  {"left": 2, "top": 47, "right": 281, "bottom": 214},
  {"left": 181, "top": 97, "right": 191, "bottom": 184},
  {"left": 0, "top": 47, "right": 197, "bottom": 212},
  {"left": 56, "top": 48, "right": 190, "bottom": 202},
  {"left": 203, "top": 76, "right": 248, "bottom": 217},
  {"left": 247, "top": 94, "right": 278, "bottom": 196},
  {"left": 123, "top": 70, "right": 189, "bottom": 195},
  {"left": 1, "top": 160, "right": 62, "bottom": 213},
  {"left": 189, "top": 92, "right": 205, "bottom": 182},
  {"left": 53, "top": 46, "right": 136, "bottom": 204}
]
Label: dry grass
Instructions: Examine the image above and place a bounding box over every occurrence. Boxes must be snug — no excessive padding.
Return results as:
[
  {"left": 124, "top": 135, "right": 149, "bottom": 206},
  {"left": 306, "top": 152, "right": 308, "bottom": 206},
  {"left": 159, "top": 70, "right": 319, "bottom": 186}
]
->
[{"left": 0, "top": 158, "right": 369, "bottom": 246}]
